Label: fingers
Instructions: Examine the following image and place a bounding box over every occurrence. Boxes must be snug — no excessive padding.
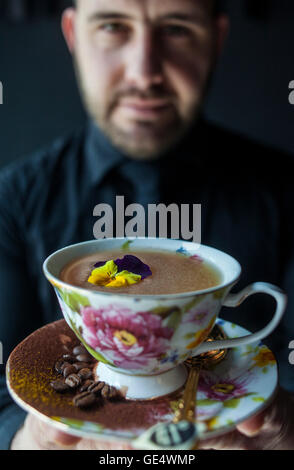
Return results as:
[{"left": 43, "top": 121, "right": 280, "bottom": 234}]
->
[
  {"left": 236, "top": 387, "right": 286, "bottom": 438},
  {"left": 76, "top": 439, "right": 133, "bottom": 450},
  {"left": 198, "top": 388, "right": 294, "bottom": 450},
  {"left": 198, "top": 429, "right": 258, "bottom": 450},
  {"left": 236, "top": 411, "right": 266, "bottom": 437},
  {"left": 42, "top": 425, "right": 81, "bottom": 448},
  {"left": 28, "top": 415, "right": 81, "bottom": 449}
]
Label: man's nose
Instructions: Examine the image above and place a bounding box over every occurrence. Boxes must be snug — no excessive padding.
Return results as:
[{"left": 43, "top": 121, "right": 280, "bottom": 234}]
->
[{"left": 125, "top": 30, "right": 164, "bottom": 90}]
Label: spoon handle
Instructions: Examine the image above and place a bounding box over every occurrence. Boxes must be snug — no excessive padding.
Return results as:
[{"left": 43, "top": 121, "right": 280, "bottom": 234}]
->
[{"left": 173, "top": 364, "right": 201, "bottom": 424}]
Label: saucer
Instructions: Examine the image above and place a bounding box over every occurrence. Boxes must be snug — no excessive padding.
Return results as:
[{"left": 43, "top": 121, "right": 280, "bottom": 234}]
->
[{"left": 6, "top": 319, "right": 278, "bottom": 447}]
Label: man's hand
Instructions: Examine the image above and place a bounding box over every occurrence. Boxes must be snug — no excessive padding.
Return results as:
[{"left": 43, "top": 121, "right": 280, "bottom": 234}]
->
[
  {"left": 10, "top": 414, "right": 133, "bottom": 450},
  {"left": 11, "top": 388, "right": 294, "bottom": 450},
  {"left": 198, "top": 388, "right": 294, "bottom": 450},
  {"left": 11, "top": 414, "right": 81, "bottom": 450}
]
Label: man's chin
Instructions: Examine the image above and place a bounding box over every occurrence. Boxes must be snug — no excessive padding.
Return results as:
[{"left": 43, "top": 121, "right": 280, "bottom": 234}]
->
[
  {"left": 107, "top": 135, "right": 177, "bottom": 161},
  {"left": 100, "top": 122, "right": 186, "bottom": 161}
]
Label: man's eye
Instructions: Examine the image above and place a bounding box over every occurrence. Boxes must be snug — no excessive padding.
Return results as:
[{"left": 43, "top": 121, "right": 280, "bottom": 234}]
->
[
  {"left": 100, "top": 23, "right": 129, "bottom": 34},
  {"left": 161, "top": 25, "right": 191, "bottom": 38}
]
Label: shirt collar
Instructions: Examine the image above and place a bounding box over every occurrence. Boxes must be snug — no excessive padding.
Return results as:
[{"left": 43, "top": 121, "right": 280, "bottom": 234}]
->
[
  {"left": 84, "top": 116, "right": 208, "bottom": 188},
  {"left": 84, "top": 120, "right": 126, "bottom": 187}
]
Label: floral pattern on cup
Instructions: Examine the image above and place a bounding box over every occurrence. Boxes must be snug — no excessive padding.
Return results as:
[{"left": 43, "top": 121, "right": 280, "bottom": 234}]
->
[
  {"left": 54, "top": 282, "right": 224, "bottom": 372},
  {"left": 80, "top": 305, "right": 174, "bottom": 370},
  {"left": 183, "top": 309, "right": 210, "bottom": 325},
  {"left": 185, "top": 315, "right": 217, "bottom": 350}
]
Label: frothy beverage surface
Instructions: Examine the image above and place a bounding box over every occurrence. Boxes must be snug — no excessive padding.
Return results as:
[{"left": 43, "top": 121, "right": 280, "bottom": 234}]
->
[{"left": 59, "top": 250, "right": 222, "bottom": 295}]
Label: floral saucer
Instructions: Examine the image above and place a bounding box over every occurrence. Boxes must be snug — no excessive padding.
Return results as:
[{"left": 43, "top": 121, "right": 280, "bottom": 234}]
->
[{"left": 6, "top": 319, "right": 278, "bottom": 448}]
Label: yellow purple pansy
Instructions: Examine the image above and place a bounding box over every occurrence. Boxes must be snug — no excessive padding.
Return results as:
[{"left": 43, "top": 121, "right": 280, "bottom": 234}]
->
[{"left": 87, "top": 255, "right": 152, "bottom": 288}]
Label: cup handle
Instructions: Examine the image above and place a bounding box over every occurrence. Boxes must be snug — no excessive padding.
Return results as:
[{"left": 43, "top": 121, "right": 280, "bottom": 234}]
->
[{"left": 196, "top": 282, "right": 287, "bottom": 355}]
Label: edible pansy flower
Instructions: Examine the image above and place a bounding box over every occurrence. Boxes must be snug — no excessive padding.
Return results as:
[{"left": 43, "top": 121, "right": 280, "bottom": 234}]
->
[
  {"left": 94, "top": 255, "right": 152, "bottom": 279},
  {"left": 88, "top": 255, "right": 152, "bottom": 287},
  {"left": 87, "top": 260, "right": 118, "bottom": 286},
  {"left": 105, "top": 270, "right": 142, "bottom": 287}
]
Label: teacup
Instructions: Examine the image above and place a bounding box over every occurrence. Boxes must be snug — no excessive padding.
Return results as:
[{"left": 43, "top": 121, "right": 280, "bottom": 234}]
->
[{"left": 43, "top": 238, "right": 287, "bottom": 399}]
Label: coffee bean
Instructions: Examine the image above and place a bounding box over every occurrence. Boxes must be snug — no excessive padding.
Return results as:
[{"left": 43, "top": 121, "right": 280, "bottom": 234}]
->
[
  {"left": 63, "top": 365, "right": 77, "bottom": 378},
  {"left": 108, "top": 386, "right": 120, "bottom": 399},
  {"left": 65, "top": 374, "right": 81, "bottom": 388},
  {"left": 73, "top": 345, "right": 88, "bottom": 356},
  {"left": 60, "top": 361, "right": 72, "bottom": 372},
  {"left": 73, "top": 391, "right": 98, "bottom": 408},
  {"left": 62, "top": 354, "right": 76, "bottom": 364},
  {"left": 100, "top": 384, "right": 121, "bottom": 400},
  {"left": 101, "top": 384, "right": 110, "bottom": 398},
  {"left": 73, "top": 362, "right": 93, "bottom": 371},
  {"left": 79, "top": 380, "right": 94, "bottom": 393},
  {"left": 88, "top": 381, "right": 105, "bottom": 396},
  {"left": 78, "top": 368, "right": 93, "bottom": 380},
  {"left": 76, "top": 353, "right": 93, "bottom": 363},
  {"left": 50, "top": 379, "right": 70, "bottom": 393},
  {"left": 54, "top": 359, "right": 65, "bottom": 374}
]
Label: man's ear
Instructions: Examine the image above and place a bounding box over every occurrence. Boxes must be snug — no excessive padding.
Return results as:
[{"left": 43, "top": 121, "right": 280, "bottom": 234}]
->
[
  {"left": 61, "top": 8, "right": 76, "bottom": 54},
  {"left": 214, "top": 14, "right": 230, "bottom": 57}
]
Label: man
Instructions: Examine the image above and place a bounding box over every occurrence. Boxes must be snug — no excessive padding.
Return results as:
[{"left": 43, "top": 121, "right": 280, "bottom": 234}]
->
[{"left": 1, "top": 0, "right": 294, "bottom": 450}]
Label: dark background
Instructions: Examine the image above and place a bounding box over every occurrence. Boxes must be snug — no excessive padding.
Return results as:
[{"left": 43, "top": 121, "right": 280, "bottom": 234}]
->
[{"left": 0, "top": 0, "right": 294, "bottom": 168}]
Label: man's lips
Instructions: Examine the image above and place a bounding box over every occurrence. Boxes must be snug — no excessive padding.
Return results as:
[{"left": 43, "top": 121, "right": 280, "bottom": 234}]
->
[
  {"left": 119, "top": 98, "right": 171, "bottom": 109},
  {"left": 117, "top": 98, "right": 173, "bottom": 120}
]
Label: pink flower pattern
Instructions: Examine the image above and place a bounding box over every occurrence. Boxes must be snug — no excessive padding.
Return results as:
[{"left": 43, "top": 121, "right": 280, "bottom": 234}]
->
[
  {"left": 81, "top": 305, "right": 173, "bottom": 369},
  {"left": 198, "top": 371, "right": 252, "bottom": 402}
]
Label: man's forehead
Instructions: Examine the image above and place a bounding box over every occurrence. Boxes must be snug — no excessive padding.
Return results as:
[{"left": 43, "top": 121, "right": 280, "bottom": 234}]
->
[{"left": 81, "top": 0, "right": 213, "bottom": 18}]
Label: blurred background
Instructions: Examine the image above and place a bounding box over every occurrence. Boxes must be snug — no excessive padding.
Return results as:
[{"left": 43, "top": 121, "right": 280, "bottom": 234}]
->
[{"left": 0, "top": 0, "right": 294, "bottom": 168}]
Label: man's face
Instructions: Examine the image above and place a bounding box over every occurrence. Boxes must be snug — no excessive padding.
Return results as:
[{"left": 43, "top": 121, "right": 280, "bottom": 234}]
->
[{"left": 64, "top": 0, "right": 226, "bottom": 159}]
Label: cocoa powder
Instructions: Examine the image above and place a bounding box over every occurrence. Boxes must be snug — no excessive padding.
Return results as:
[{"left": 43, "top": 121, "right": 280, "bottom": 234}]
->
[{"left": 7, "top": 320, "right": 180, "bottom": 433}]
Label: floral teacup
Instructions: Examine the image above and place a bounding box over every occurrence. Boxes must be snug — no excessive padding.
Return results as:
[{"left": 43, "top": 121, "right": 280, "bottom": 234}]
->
[{"left": 43, "top": 238, "right": 286, "bottom": 399}]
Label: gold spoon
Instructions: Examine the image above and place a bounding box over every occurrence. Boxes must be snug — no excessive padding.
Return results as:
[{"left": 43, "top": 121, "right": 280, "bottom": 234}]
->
[
  {"left": 173, "top": 324, "right": 227, "bottom": 426},
  {"left": 133, "top": 324, "right": 228, "bottom": 450}
]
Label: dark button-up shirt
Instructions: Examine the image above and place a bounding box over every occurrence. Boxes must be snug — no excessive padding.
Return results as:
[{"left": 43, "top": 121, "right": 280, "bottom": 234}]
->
[{"left": 1, "top": 118, "right": 294, "bottom": 448}]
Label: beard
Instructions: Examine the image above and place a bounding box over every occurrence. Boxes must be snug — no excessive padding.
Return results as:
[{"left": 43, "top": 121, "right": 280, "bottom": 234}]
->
[{"left": 73, "top": 56, "right": 214, "bottom": 161}]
